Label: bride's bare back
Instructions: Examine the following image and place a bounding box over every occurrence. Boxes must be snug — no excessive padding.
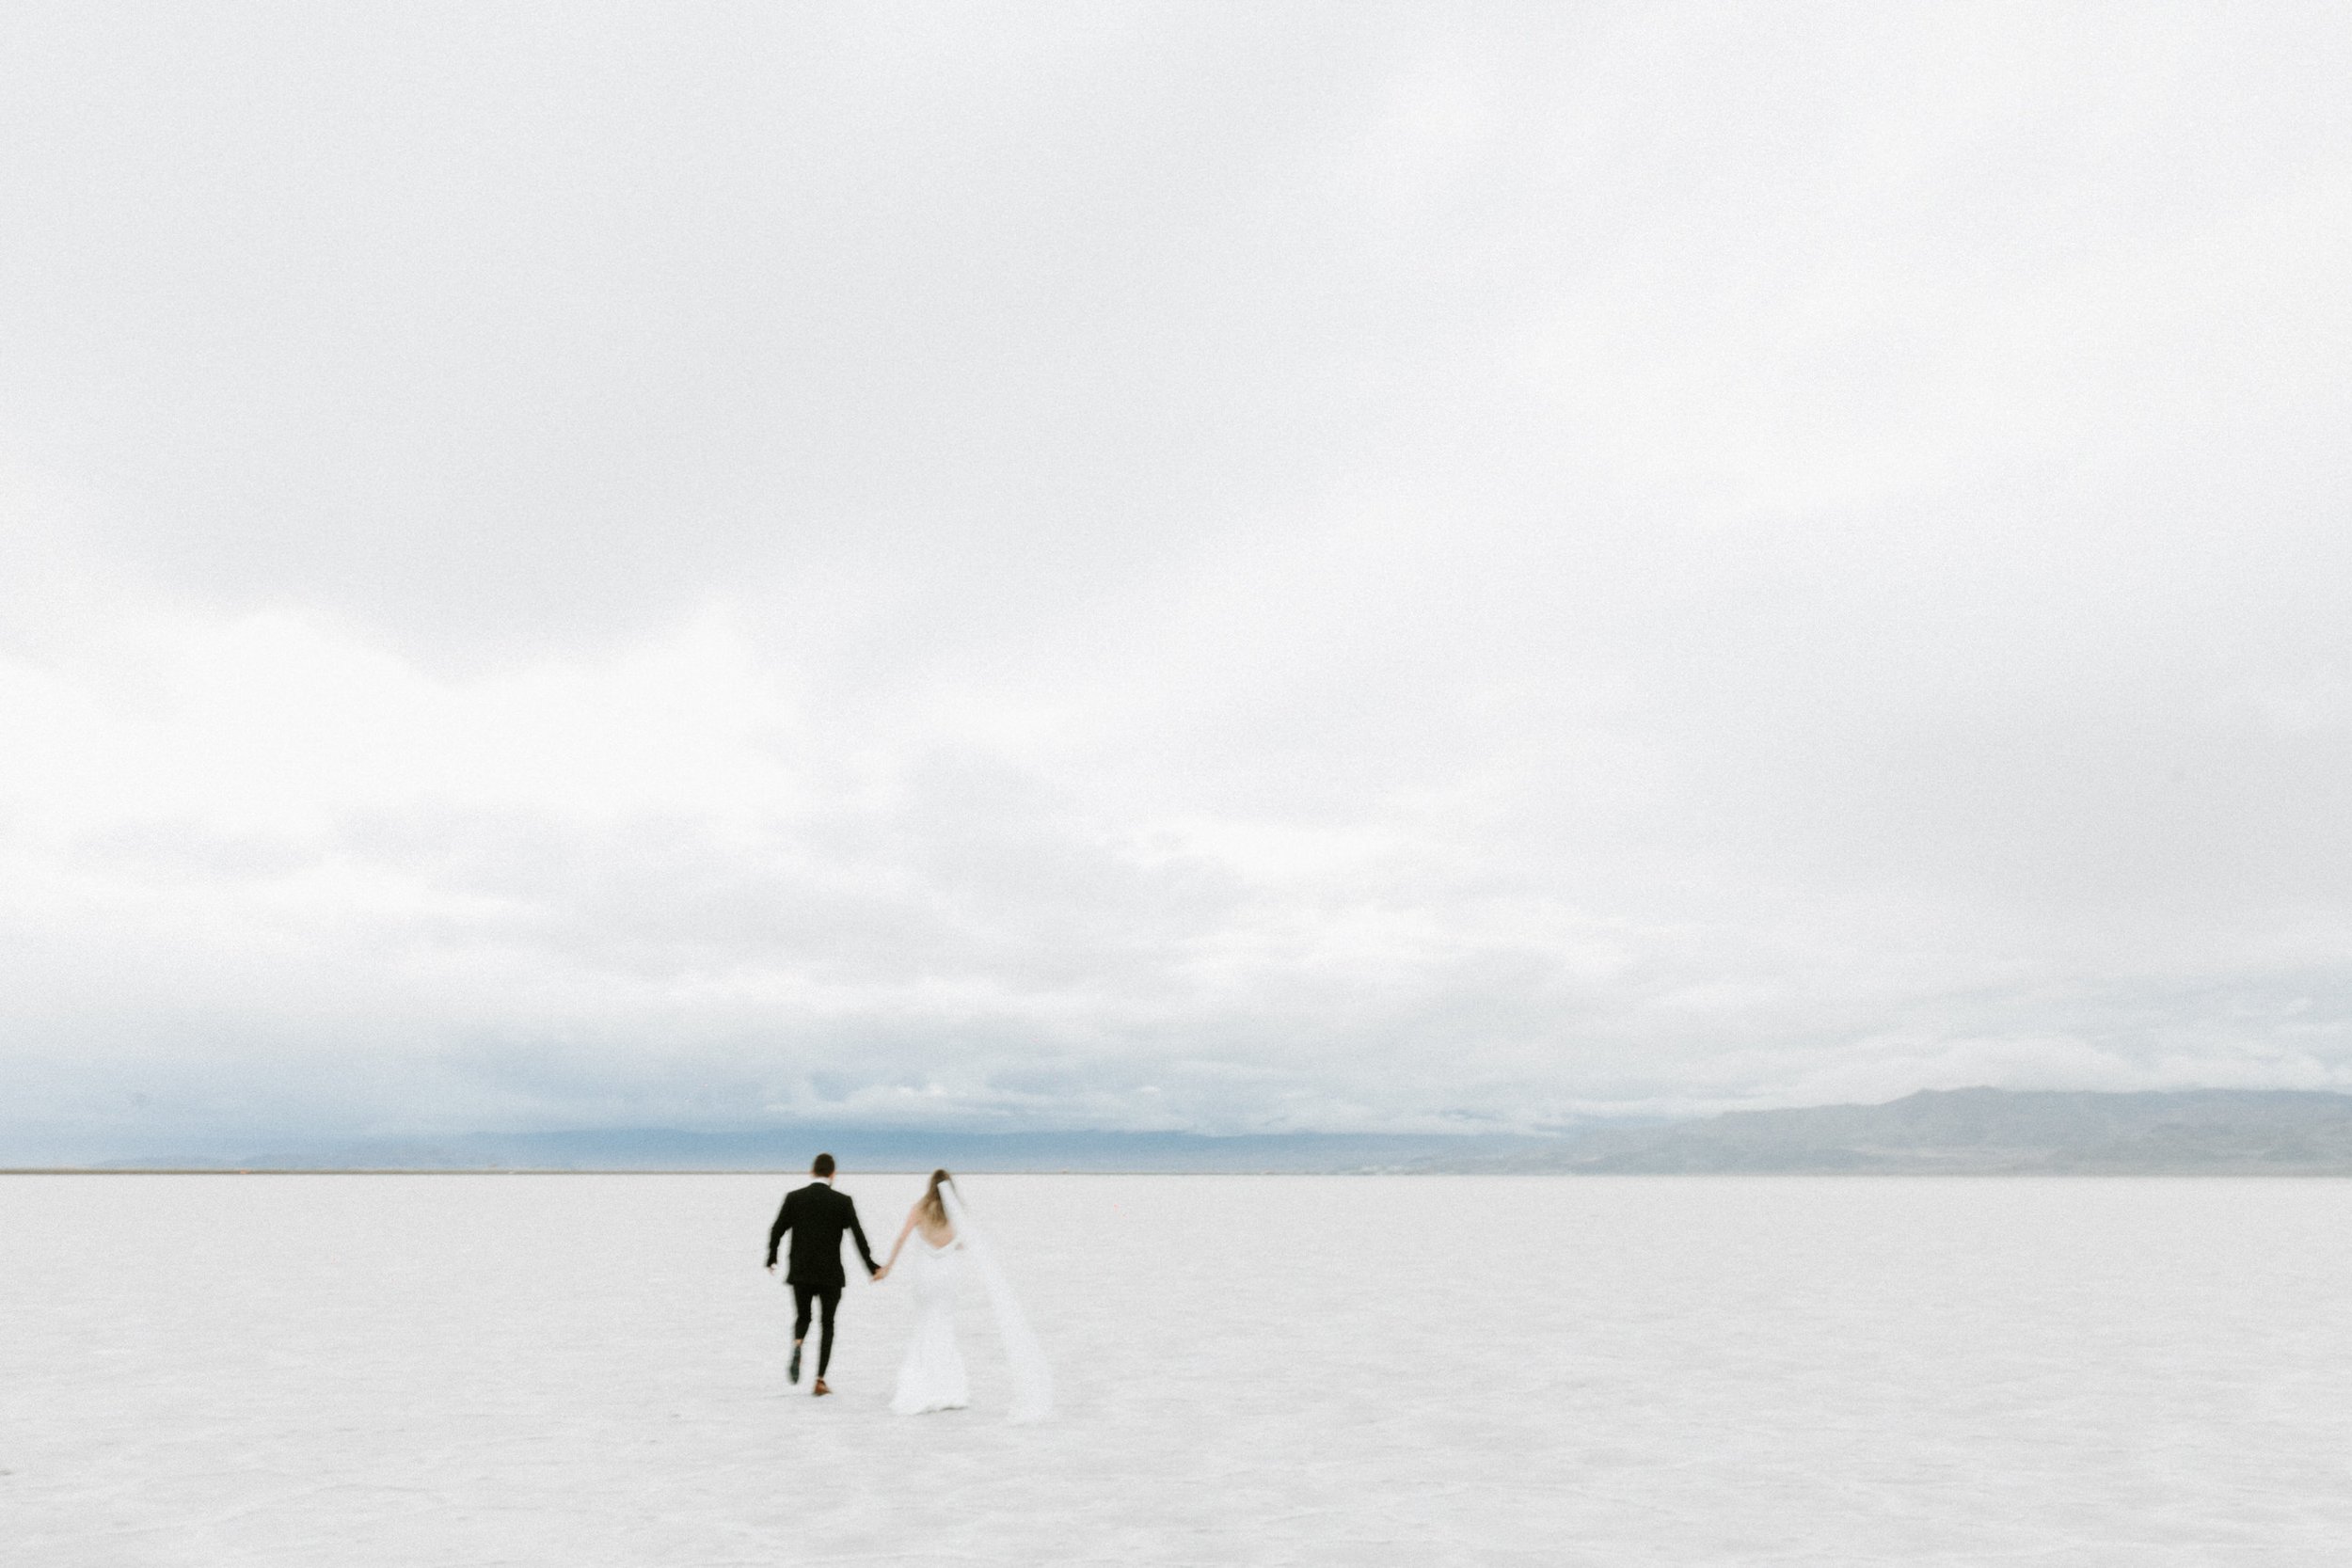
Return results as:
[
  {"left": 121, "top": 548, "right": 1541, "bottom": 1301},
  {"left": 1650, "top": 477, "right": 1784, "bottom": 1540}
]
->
[{"left": 876, "top": 1170, "right": 961, "bottom": 1278}]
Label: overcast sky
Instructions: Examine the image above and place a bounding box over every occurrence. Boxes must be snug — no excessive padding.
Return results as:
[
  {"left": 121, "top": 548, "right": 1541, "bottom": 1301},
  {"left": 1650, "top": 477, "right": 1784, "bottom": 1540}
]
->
[{"left": 4, "top": 3, "right": 2350, "bottom": 1156}]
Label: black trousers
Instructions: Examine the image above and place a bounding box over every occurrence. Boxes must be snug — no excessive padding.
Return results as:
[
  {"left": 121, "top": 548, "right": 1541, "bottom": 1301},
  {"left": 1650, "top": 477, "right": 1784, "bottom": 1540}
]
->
[{"left": 791, "top": 1282, "right": 842, "bottom": 1375}]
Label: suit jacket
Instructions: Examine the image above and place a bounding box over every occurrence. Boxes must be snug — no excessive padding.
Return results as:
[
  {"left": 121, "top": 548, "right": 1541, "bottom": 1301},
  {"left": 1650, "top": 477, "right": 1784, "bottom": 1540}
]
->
[{"left": 765, "top": 1180, "right": 878, "bottom": 1289}]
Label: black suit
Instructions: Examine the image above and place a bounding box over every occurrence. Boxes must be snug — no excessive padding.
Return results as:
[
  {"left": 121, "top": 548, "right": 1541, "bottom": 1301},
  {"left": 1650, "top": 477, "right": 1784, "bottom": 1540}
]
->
[{"left": 766, "top": 1180, "right": 877, "bottom": 1378}]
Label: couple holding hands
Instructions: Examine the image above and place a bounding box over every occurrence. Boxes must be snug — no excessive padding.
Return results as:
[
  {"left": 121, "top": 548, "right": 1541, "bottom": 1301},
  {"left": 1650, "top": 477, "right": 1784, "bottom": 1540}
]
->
[{"left": 764, "top": 1154, "right": 1051, "bottom": 1420}]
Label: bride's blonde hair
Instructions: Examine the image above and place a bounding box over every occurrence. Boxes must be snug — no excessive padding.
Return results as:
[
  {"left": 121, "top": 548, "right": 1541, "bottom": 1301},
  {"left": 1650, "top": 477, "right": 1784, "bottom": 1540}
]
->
[{"left": 921, "top": 1168, "right": 952, "bottom": 1224}]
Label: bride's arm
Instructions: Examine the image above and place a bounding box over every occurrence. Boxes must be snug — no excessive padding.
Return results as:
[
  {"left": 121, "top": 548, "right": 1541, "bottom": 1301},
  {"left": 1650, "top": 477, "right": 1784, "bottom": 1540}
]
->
[{"left": 877, "top": 1206, "right": 920, "bottom": 1274}]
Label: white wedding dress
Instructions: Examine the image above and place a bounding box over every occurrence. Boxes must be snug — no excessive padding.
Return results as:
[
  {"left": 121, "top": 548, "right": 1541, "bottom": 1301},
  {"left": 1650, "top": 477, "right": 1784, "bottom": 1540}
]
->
[
  {"left": 889, "top": 1182, "right": 1053, "bottom": 1423},
  {"left": 890, "top": 1234, "right": 970, "bottom": 1416}
]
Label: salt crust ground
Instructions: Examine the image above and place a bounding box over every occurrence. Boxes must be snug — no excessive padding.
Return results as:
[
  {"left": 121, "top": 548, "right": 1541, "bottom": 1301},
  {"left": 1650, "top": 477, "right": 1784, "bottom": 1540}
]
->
[{"left": 7, "top": 1173, "right": 2351, "bottom": 1565}]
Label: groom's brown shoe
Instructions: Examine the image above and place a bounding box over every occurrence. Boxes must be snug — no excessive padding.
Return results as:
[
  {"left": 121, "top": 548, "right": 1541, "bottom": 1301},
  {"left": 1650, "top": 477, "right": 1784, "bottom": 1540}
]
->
[{"left": 813, "top": 1378, "right": 832, "bottom": 1397}]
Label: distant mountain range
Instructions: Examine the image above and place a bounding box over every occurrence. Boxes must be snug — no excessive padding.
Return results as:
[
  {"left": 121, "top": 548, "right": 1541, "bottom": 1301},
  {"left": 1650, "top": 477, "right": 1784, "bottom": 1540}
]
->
[
  {"left": 38, "top": 1087, "right": 2352, "bottom": 1174},
  {"left": 72, "top": 1126, "right": 1564, "bottom": 1174},
  {"left": 1422, "top": 1087, "right": 2352, "bottom": 1175}
]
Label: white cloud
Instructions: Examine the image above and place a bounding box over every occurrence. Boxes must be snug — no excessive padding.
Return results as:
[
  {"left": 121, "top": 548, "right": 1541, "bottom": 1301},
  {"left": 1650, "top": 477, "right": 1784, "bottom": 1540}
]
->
[{"left": 3, "top": 4, "right": 2351, "bottom": 1155}]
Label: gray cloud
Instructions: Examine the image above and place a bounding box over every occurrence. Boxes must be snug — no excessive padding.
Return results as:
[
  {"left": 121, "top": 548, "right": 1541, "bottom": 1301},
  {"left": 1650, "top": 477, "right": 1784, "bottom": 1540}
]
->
[{"left": 4, "top": 4, "right": 2351, "bottom": 1156}]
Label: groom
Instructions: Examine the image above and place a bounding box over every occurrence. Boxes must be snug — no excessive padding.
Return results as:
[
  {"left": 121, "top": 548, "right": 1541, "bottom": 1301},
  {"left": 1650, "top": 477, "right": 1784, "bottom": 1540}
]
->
[{"left": 764, "top": 1152, "right": 879, "bottom": 1396}]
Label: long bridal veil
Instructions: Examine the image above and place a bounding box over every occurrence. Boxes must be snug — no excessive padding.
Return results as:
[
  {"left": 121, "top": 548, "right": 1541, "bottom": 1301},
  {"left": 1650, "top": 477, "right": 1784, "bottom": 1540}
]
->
[{"left": 938, "top": 1180, "right": 1053, "bottom": 1423}]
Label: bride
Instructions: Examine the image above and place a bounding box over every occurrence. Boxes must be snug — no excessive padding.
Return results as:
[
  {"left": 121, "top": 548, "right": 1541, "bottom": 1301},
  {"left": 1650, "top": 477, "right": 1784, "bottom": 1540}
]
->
[
  {"left": 876, "top": 1169, "right": 968, "bottom": 1414},
  {"left": 873, "top": 1169, "right": 1051, "bottom": 1421}
]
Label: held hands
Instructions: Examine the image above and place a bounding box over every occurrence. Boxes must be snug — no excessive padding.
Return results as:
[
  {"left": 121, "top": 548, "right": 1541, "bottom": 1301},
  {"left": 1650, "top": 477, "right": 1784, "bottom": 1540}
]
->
[{"left": 871, "top": 1264, "right": 891, "bottom": 1281}]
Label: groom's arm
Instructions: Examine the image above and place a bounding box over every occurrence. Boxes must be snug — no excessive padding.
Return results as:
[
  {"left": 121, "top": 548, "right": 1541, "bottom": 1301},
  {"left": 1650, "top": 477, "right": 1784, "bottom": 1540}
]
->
[
  {"left": 765, "top": 1190, "right": 796, "bottom": 1269},
  {"left": 845, "top": 1198, "right": 880, "bottom": 1277}
]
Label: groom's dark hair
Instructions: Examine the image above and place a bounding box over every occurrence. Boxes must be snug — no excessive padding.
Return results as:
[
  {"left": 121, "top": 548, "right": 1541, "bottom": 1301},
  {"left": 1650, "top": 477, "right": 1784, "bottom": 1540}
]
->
[{"left": 811, "top": 1152, "right": 836, "bottom": 1177}]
